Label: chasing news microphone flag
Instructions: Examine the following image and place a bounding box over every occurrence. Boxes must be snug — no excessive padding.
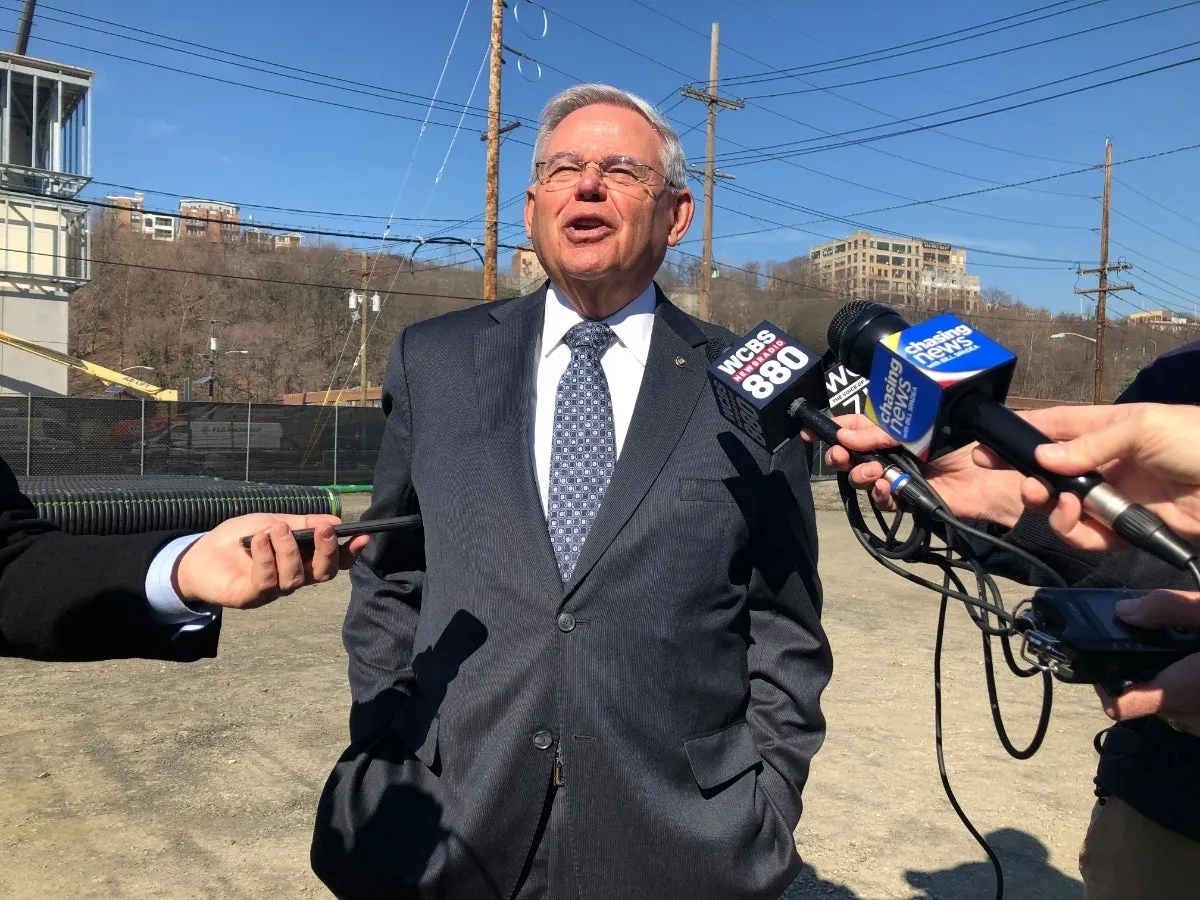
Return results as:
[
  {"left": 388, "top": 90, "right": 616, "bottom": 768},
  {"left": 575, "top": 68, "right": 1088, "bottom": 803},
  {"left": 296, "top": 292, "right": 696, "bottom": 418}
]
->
[
  {"left": 828, "top": 304, "right": 1016, "bottom": 460},
  {"left": 826, "top": 299, "right": 1200, "bottom": 570},
  {"left": 706, "top": 321, "right": 827, "bottom": 453}
]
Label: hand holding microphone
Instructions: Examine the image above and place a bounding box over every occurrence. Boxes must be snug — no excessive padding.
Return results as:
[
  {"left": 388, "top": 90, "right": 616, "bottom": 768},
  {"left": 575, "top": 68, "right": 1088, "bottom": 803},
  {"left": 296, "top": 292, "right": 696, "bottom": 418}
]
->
[
  {"left": 973, "top": 402, "right": 1200, "bottom": 550},
  {"left": 818, "top": 413, "right": 1027, "bottom": 526}
]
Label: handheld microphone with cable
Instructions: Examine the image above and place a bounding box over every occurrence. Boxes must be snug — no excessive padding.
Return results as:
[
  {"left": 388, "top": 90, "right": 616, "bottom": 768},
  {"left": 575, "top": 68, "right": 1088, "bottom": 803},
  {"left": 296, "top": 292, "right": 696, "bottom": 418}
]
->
[
  {"left": 704, "top": 322, "right": 947, "bottom": 518},
  {"left": 827, "top": 299, "right": 1200, "bottom": 572}
]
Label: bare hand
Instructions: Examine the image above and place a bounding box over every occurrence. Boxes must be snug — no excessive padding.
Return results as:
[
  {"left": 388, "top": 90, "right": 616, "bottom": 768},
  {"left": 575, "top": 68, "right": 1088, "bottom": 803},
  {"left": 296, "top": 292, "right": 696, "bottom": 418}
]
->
[
  {"left": 173, "top": 513, "right": 370, "bottom": 610},
  {"left": 804, "top": 414, "right": 1025, "bottom": 526},
  {"left": 972, "top": 403, "right": 1200, "bottom": 550},
  {"left": 1098, "top": 589, "right": 1200, "bottom": 734}
]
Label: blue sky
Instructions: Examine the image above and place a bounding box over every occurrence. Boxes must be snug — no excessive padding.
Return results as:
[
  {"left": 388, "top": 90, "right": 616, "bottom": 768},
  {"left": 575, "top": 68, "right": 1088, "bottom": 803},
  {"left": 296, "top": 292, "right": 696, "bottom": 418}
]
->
[{"left": 8, "top": 0, "right": 1200, "bottom": 317}]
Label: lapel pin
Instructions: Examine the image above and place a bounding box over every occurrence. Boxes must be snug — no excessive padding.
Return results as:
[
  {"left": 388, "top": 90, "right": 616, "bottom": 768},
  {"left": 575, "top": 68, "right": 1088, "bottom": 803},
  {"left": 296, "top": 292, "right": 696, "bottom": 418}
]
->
[{"left": 674, "top": 356, "right": 686, "bottom": 367}]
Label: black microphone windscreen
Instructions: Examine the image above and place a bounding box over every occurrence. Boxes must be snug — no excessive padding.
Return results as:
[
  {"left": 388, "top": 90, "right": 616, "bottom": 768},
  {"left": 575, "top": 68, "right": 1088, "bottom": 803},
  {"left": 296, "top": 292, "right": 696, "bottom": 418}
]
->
[
  {"left": 704, "top": 337, "right": 730, "bottom": 363},
  {"left": 827, "top": 300, "right": 892, "bottom": 354}
]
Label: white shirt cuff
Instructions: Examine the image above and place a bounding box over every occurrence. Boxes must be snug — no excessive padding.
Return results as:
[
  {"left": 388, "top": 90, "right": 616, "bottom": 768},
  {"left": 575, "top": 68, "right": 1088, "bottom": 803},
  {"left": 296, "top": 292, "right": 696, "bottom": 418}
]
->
[{"left": 145, "top": 534, "right": 220, "bottom": 629}]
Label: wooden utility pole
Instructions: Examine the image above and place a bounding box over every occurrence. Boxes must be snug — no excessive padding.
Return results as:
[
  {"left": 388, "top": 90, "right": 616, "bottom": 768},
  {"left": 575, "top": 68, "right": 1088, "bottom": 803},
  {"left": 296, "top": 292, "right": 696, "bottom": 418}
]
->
[
  {"left": 483, "top": 0, "right": 504, "bottom": 302},
  {"left": 1074, "top": 140, "right": 1132, "bottom": 403},
  {"left": 358, "top": 249, "right": 370, "bottom": 404},
  {"left": 681, "top": 24, "right": 742, "bottom": 323}
]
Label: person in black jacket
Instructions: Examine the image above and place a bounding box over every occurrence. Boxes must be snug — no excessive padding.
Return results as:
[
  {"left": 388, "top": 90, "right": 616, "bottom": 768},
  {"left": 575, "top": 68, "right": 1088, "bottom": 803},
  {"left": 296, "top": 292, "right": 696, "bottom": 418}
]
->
[
  {"left": 0, "top": 453, "right": 367, "bottom": 663},
  {"left": 822, "top": 341, "right": 1200, "bottom": 899}
]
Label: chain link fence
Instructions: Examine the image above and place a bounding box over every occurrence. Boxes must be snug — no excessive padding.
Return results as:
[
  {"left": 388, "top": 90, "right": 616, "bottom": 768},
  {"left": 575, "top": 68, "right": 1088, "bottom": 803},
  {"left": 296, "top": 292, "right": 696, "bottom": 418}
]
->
[
  {"left": 0, "top": 395, "right": 838, "bottom": 485},
  {"left": 0, "top": 396, "right": 383, "bottom": 485}
]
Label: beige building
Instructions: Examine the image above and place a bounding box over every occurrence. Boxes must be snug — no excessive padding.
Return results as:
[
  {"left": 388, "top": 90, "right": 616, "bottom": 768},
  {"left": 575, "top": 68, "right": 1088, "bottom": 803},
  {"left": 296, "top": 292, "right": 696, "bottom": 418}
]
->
[
  {"left": 0, "top": 51, "right": 93, "bottom": 395},
  {"left": 509, "top": 244, "right": 546, "bottom": 293},
  {"left": 808, "top": 230, "right": 980, "bottom": 307}
]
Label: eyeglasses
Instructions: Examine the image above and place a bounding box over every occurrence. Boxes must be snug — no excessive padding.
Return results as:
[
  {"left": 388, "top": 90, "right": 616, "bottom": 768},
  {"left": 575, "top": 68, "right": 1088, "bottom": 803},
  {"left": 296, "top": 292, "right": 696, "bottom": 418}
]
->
[{"left": 534, "top": 153, "right": 677, "bottom": 192}]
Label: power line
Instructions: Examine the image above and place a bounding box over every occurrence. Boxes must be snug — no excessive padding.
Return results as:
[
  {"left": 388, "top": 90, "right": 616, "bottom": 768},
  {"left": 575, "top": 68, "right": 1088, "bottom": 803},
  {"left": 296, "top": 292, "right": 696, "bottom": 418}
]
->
[
  {"left": 39, "top": 246, "right": 493, "bottom": 300},
  {"left": 88, "top": 180, "right": 510, "bottom": 226},
  {"left": 4, "top": 28, "right": 537, "bottom": 149},
  {"left": 1111, "top": 208, "right": 1200, "bottom": 258},
  {"left": 1111, "top": 239, "right": 1200, "bottom": 285},
  {"left": 75, "top": 192, "right": 526, "bottom": 249},
  {"left": 694, "top": 143, "right": 1200, "bottom": 256},
  {"left": 711, "top": 43, "right": 1200, "bottom": 167},
  {"left": 1133, "top": 268, "right": 1200, "bottom": 305},
  {"left": 720, "top": 0, "right": 1110, "bottom": 86},
  {"left": 699, "top": 182, "right": 1071, "bottom": 270},
  {"left": 1114, "top": 177, "right": 1200, "bottom": 230},
  {"left": 18, "top": 1, "right": 538, "bottom": 128},
  {"left": 742, "top": 1, "right": 1200, "bottom": 99},
  {"left": 629, "top": 0, "right": 1094, "bottom": 171},
  {"left": 529, "top": 1, "right": 699, "bottom": 81}
]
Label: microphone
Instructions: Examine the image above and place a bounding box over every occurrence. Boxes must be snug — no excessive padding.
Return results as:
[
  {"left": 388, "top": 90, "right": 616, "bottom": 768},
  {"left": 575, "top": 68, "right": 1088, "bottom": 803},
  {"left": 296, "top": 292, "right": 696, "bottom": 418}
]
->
[
  {"left": 827, "top": 299, "right": 1199, "bottom": 569},
  {"left": 705, "top": 322, "right": 946, "bottom": 518}
]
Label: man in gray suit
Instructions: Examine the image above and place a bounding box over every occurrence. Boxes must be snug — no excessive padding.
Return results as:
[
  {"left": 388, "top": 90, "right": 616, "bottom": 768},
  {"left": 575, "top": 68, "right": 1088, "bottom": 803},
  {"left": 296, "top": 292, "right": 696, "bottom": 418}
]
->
[{"left": 311, "top": 83, "right": 832, "bottom": 900}]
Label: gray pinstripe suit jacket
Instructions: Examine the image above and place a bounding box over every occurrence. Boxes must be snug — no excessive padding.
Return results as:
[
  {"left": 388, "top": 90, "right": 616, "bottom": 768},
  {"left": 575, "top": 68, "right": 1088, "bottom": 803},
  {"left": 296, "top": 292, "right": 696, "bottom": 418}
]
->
[{"left": 311, "top": 283, "right": 833, "bottom": 900}]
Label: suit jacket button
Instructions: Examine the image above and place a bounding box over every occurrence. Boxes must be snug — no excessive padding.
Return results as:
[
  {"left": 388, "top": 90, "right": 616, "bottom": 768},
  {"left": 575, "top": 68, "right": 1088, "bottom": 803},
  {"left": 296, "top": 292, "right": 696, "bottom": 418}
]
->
[
  {"left": 557, "top": 612, "right": 576, "bottom": 632},
  {"left": 532, "top": 730, "right": 554, "bottom": 750}
]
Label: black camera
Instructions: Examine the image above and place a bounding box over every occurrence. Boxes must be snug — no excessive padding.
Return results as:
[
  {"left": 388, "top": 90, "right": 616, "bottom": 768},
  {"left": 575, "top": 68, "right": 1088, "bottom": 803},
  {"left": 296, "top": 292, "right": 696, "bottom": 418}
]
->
[{"left": 1015, "top": 587, "right": 1200, "bottom": 696}]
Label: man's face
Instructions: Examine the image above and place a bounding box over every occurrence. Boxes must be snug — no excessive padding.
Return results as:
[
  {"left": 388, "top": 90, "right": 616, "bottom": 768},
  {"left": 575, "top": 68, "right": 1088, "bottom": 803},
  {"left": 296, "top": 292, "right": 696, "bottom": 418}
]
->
[{"left": 524, "top": 104, "right": 693, "bottom": 297}]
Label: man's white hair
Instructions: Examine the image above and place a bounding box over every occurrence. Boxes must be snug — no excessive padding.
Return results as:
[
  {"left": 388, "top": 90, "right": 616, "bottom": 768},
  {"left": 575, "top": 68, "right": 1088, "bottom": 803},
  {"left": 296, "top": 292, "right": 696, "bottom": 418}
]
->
[{"left": 531, "top": 83, "right": 687, "bottom": 191}]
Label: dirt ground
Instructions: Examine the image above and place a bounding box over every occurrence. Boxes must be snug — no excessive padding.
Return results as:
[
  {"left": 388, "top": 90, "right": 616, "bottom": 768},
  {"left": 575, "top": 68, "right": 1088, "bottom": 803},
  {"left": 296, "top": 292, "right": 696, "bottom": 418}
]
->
[{"left": 0, "top": 487, "right": 1108, "bottom": 899}]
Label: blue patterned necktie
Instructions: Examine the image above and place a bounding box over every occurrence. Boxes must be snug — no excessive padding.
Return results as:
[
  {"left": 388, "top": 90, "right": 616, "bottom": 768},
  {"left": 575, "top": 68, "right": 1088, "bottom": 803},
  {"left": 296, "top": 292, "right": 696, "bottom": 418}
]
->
[{"left": 547, "top": 320, "right": 617, "bottom": 582}]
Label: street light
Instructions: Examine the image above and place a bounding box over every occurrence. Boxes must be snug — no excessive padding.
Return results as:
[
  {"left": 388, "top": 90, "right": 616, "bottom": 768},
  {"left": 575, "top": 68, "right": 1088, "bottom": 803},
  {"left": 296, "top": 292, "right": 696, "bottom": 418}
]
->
[
  {"left": 1050, "top": 332, "right": 1097, "bottom": 343},
  {"left": 223, "top": 350, "right": 252, "bottom": 400}
]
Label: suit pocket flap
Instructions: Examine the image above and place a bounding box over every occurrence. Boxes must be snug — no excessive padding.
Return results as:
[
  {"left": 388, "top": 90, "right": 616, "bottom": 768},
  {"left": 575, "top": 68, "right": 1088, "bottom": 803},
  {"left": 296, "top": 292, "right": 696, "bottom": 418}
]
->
[
  {"left": 684, "top": 720, "right": 762, "bottom": 790},
  {"left": 390, "top": 695, "right": 440, "bottom": 770},
  {"left": 678, "top": 477, "right": 733, "bottom": 503}
]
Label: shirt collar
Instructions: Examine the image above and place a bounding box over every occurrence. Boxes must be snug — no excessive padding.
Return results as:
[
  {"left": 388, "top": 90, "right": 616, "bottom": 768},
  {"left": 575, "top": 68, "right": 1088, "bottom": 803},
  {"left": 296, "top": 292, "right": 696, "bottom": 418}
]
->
[{"left": 542, "top": 282, "right": 657, "bottom": 366}]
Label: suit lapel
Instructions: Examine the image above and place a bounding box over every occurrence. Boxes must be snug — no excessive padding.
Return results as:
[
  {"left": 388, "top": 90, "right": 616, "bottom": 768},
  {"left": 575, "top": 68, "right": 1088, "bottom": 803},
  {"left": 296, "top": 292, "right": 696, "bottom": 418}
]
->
[
  {"left": 475, "top": 287, "right": 564, "bottom": 603},
  {"left": 563, "top": 289, "right": 709, "bottom": 598}
]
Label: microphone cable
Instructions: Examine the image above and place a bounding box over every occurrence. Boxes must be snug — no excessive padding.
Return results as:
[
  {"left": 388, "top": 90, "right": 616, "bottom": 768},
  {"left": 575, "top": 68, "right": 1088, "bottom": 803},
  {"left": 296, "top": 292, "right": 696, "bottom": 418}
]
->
[{"left": 833, "top": 451, "right": 1069, "bottom": 900}]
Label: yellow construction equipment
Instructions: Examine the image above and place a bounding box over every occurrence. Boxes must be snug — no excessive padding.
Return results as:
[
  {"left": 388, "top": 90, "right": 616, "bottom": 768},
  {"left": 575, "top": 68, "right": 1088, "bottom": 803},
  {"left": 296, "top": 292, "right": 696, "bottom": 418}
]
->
[{"left": 0, "top": 328, "right": 179, "bottom": 400}]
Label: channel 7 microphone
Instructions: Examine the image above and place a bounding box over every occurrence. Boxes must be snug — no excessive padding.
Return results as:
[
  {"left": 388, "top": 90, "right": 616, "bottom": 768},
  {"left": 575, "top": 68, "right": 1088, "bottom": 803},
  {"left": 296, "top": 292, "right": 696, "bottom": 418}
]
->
[
  {"left": 706, "top": 321, "right": 946, "bottom": 517},
  {"left": 827, "top": 299, "right": 1199, "bottom": 570}
]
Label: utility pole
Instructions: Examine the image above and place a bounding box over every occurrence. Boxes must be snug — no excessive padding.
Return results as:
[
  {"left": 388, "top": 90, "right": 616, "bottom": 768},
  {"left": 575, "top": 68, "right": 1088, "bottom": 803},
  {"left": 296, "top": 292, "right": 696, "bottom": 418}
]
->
[
  {"left": 1074, "top": 140, "right": 1132, "bottom": 404},
  {"left": 358, "top": 249, "right": 369, "bottom": 404},
  {"left": 13, "top": 0, "right": 35, "bottom": 55},
  {"left": 208, "top": 319, "right": 217, "bottom": 399},
  {"left": 483, "top": 0, "right": 504, "bottom": 302},
  {"left": 681, "top": 24, "right": 743, "bottom": 323}
]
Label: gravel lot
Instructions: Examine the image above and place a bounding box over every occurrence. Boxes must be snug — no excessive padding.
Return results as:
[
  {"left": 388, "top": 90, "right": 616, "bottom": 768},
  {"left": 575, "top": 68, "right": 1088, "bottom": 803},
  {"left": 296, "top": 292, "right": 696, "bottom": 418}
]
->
[{"left": 0, "top": 488, "right": 1102, "bottom": 898}]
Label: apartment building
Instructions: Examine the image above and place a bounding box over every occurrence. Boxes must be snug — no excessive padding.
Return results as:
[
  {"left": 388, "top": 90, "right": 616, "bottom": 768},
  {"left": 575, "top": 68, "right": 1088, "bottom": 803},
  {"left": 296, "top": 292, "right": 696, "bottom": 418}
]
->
[
  {"left": 808, "top": 230, "right": 980, "bottom": 306},
  {"left": 105, "top": 192, "right": 176, "bottom": 240},
  {"left": 244, "top": 228, "right": 302, "bottom": 250},
  {"left": 179, "top": 198, "right": 240, "bottom": 242}
]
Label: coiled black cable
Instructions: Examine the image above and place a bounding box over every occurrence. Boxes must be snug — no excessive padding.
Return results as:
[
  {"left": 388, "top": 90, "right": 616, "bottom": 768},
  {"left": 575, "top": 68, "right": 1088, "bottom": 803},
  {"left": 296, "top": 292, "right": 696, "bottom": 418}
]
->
[{"left": 835, "top": 459, "right": 1068, "bottom": 900}]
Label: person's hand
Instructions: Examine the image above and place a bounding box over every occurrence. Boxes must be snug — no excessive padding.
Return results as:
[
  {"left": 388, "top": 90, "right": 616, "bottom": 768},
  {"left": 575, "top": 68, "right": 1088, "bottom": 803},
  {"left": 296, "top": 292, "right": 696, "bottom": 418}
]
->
[
  {"left": 805, "top": 414, "right": 1026, "bottom": 527},
  {"left": 173, "top": 513, "right": 370, "bottom": 610},
  {"left": 973, "top": 403, "right": 1200, "bottom": 551},
  {"left": 1098, "top": 589, "right": 1200, "bottom": 735}
]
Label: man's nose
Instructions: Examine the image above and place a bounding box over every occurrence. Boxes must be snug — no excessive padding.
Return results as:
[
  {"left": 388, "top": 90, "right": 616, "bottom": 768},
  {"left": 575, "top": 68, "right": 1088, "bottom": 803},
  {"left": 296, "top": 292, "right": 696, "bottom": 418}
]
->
[{"left": 574, "top": 164, "right": 606, "bottom": 200}]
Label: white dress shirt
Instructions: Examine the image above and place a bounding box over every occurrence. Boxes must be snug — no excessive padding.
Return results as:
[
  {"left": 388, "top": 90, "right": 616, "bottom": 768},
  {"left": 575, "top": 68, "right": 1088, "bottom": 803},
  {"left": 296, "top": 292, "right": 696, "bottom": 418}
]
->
[
  {"left": 144, "top": 534, "right": 220, "bottom": 630},
  {"left": 531, "top": 282, "right": 657, "bottom": 514}
]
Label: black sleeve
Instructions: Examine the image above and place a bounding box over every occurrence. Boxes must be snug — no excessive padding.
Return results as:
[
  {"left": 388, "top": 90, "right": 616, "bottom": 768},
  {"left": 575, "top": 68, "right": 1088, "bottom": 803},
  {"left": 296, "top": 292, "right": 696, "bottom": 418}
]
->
[{"left": 0, "top": 456, "right": 220, "bottom": 662}]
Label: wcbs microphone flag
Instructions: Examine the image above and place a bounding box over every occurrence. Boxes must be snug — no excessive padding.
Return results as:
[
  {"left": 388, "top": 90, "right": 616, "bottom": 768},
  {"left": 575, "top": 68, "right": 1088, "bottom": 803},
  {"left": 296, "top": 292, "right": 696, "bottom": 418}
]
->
[
  {"left": 707, "top": 320, "right": 825, "bottom": 452},
  {"left": 866, "top": 313, "right": 1016, "bottom": 459}
]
